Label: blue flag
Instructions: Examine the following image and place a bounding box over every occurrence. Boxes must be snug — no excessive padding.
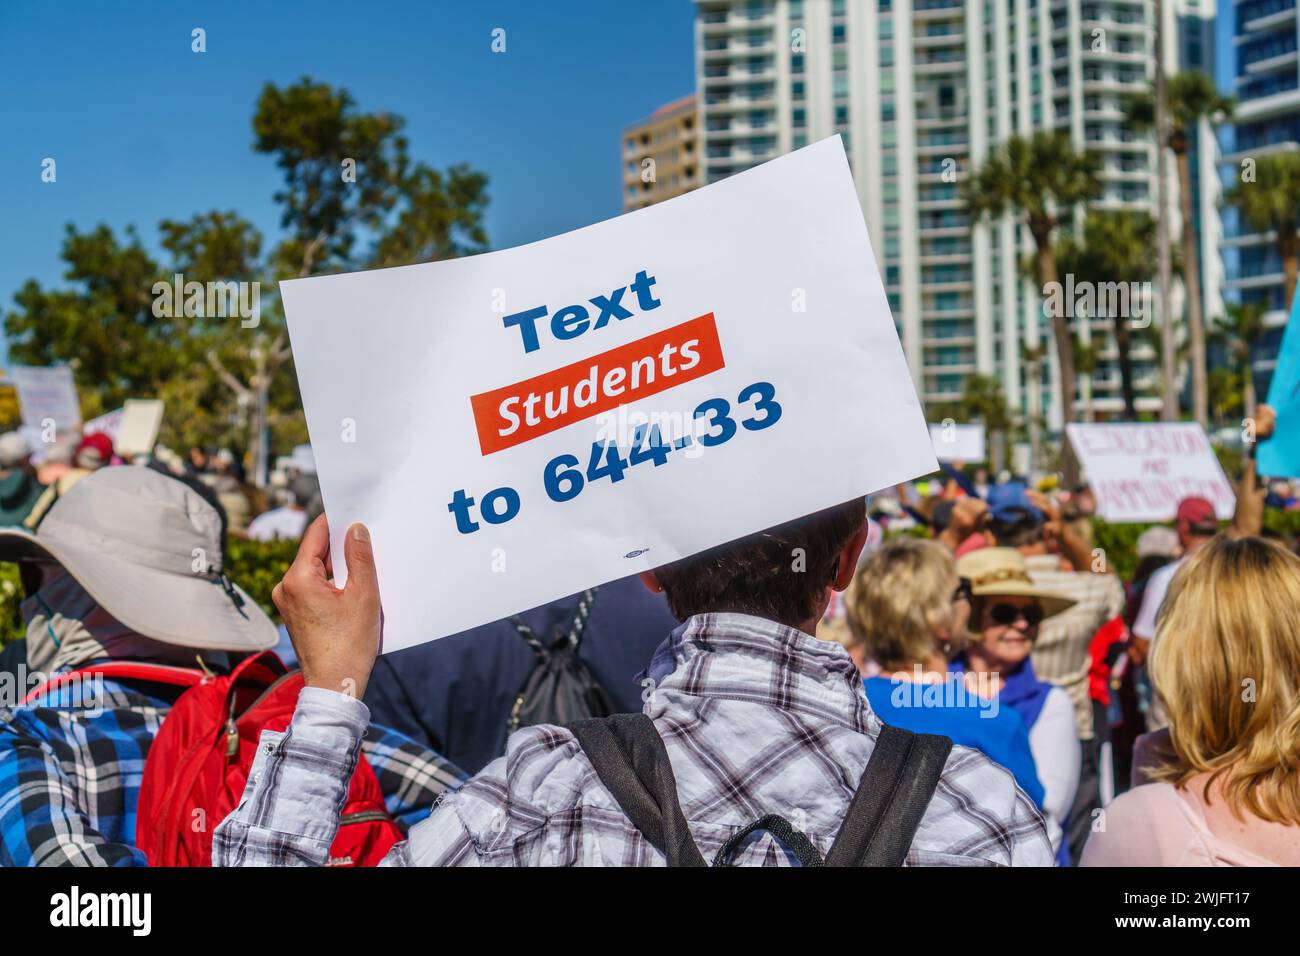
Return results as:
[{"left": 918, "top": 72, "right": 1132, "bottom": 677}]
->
[{"left": 1258, "top": 294, "right": 1300, "bottom": 478}]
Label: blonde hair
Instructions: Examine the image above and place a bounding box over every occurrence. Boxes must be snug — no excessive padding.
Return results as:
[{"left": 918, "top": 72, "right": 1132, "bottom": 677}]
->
[
  {"left": 845, "top": 537, "right": 956, "bottom": 671},
  {"left": 1150, "top": 535, "right": 1300, "bottom": 825}
]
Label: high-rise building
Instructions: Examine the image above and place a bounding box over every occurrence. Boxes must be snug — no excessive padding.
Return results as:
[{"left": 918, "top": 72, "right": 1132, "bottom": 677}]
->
[
  {"left": 622, "top": 94, "right": 702, "bottom": 212},
  {"left": 1220, "top": 0, "right": 1299, "bottom": 398},
  {"left": 696, "top": 0, "right": 1221, "bottom": 427}
]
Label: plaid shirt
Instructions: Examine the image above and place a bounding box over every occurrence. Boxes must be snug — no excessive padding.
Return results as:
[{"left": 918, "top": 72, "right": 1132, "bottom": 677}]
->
[
  {"left": 1023, "top": 555, "right": 1127, "bottom": 741},
  {"left": 0, "top": 667, "right": 464, "bottom": 867},
  {"left": 215, "top": 613, "right": 1053, "bottom": 867}
]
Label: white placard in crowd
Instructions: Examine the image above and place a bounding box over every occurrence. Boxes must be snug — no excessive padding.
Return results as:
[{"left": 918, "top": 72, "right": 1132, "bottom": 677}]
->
[
  {"left": 84, "top": 407, "right": 126, "bottom": 441},
  {"left": 928, "top": 422, "right": 986, "bottom": 463},
  {"left": 114, "top": 399, "right": 165, "bottom": 457},
  {"left": 1066, "top": 422, "right": 1235, "bottom": 523},
  {"left": 282, "top": 137, "right": 937, "bottom": 651},
  {"left": 10, "top": 365, "right": 81, "bottom": 430}
]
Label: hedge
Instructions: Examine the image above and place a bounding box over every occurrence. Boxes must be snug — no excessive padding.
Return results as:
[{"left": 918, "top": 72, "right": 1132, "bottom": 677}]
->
[
  {"left": 1, "top": 511, "right": 1297, "bottom": 646},
  {"left": 0, "top": 537, "right": 299, "bottom": 646}
]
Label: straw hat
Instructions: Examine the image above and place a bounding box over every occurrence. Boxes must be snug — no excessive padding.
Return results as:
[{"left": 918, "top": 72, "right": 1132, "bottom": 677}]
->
[
  {"left": 955, "top": 547, "right": 1076, "bottom": 620},
  {"left": 0, "top": 466, "right": 277, "bottom": 651}
]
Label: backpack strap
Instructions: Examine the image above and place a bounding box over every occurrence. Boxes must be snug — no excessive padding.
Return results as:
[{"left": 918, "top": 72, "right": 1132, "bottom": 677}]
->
[
  {"left": 568, "top": 713, "right": 707, "bottom": 867},
  {"left": 564, "top": 588, "right": 597, "bottom": 647},
  {"left": 21, "top": 662, "right": 206, "bottom": 705},
  {"left": 824, "top": 724, "right": 953, "bottom": 867},
  {"left": 509, "top": 587, "right": 598, "bottom": 657},
  {"left": 713, "top": 814, "right": 825, "bottom": 867}
]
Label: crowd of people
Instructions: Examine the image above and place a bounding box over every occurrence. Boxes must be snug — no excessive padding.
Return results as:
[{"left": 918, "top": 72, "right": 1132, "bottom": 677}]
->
[{"left": 0, "top": 404, "right": 1296, "bottom": 867}]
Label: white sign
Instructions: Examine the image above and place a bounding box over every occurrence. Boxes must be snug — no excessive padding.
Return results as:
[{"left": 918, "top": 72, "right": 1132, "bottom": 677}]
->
[
  {"left": 114, "top": 399, "right": 164, "bottom": 457},
  {"left": 1067, "top": 422, "right": 1235, "bottom": 524},
  {"left": 282, "top": 138, "right": 937, "bottom": 651},
  {"left": 84, "top": 407, "right": 126, "bottom": 440},
  {"left": 11, "top": 366, "right": 81, "bottom": 430},
  {"left": 929, "top": 422, "right": 986, "bottom": 463}
]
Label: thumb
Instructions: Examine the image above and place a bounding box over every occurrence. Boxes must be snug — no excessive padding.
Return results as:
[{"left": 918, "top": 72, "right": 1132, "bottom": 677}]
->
[{"left": 343, "top": 523, "right": 380, "bottom": 604}]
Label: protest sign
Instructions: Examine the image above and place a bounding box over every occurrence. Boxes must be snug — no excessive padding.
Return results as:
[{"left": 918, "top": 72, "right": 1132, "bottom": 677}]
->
[
  {"left": 10, "top": 366, "right": 81, "bottom": 431},
  {"left": 282, "top": 137, "right": 937, "bottom": 651},
  {"left": 114, "top": 399, "right": 164, "bottom": 457},
  {"left": 1258, "top": 298, "right": 1300, "bottom": 478},
  {"left": 84, "top": 407, "right": 125, "bottom": 441},
  {"left": 929, "top": 422, "right": 985, "bottom": 463},
  {"left": 1066, "top": 422, "right": 1235, "bottom": 523}
]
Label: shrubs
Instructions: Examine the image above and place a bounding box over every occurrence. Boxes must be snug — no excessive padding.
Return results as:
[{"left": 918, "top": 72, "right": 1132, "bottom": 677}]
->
[
  {"left": 0, "top": 536, "right": 299, "bottom": 646},
  {"left": 1, "top": 512, "right": 1298, "bottom": 647}
]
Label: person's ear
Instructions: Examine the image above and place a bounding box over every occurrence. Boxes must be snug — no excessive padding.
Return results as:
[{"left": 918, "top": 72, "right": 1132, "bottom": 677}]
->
[
  {"left": 833, "top": 521, "right": 870, "bottom": 592},
  {"left": 639, "top": 570, "right": 663, "bottom": 594}
]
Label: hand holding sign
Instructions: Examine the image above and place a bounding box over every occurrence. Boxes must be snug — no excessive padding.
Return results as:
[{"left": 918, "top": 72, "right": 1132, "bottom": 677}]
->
[{"left": 274, "top": 516, "right": 382, "bottom": 698}]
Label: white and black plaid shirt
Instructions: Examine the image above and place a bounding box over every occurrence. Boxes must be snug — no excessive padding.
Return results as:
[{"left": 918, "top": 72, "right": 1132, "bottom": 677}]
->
[{"left": 214, "top": 613, "right": 1053, "bottom": 867}]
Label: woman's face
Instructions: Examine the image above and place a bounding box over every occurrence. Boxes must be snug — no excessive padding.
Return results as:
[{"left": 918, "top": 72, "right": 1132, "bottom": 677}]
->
[{"left": 974, "top": 594, "right": 1040, "bottom": 669}]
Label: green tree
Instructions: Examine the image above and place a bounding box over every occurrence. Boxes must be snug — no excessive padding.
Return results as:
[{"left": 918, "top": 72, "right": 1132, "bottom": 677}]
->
[
  {"left": 935, "top": 373, "right": 1013, "bottom": 471},
  {"left": 964, "top": 132, "right": 1101, "bottom": 435},
  {"left": 1225, "top": 151, "right": 1300, "bottom": 314},
  {"left": 1072, "top": 334, "right": 1107, "bottom": 422},
  {"left": 6, "top": 79, "right": 492, "bottom": 477},
  {"left": 1055, "top": 209, "right": 1161, "bottom": 419},
  {"left": 1130, "top": 70, "right": 1235, "bottom": 429},
  {"left": 4, "top": 225, "right": 177, "bottom": 417},
  {"left": 1210, "top": 301, "right": 1269, "bottom": 419}
]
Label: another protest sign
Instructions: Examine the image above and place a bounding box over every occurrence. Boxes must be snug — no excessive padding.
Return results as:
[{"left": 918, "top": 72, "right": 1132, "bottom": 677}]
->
[
  {"left": 84, "top": 407, "right": 125, "bottom": 441},
  {"left": 282, "top": 137, "right": 937, "bottom": 651},
  {"left": 10, "top": 366, "right": 81, "bottom": 432},
  {"left": 1258, "top": 297, "right": 1300, "bottom": 479},
  {"left": 929, "top": 422, "right": 986, "bottom": 463},
  {"left": 1066, "top": 422, "right": 1235, "bottom": 523},
  {"left": 114, "top": 400, "right": 165, "bottom": 457}
]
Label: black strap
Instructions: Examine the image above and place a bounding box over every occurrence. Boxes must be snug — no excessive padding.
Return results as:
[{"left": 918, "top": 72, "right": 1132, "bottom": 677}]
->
[
  {"left": 568, "top": 713, "right": 706, "bottom": 867},
  {"left": 508, "top": 588, "right": 598, "bottom": 657},
  {"left": 570, "top": 716, "right": 951, "bottom": 867},
  {"left": 825, "top": 724, "right": 953, "bottom": 867},
  {"left": 713, "top": 814, "right": 824, "bottom": 867}
]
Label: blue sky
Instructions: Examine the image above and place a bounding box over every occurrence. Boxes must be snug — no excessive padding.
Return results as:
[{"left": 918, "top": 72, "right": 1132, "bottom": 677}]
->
[{"left": 0, "top": 0, "right": 696, "bottom": 363}]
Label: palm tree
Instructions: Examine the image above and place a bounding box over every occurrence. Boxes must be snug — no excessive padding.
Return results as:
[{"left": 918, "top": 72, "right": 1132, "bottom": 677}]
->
[
  {"left": 943, "top": 373, "right": 1012, "bottom": 472},
  {"left": 1072, "top": 334, "right": 1107, "bottom": 422},
  {"left": 964, "top": 132, "right": 1102, "bottom": 432},
  {"left": 1020, "top": 344, "right": 1047, "bottom": 471},
  {"left": 1225, "top": 151, "right": 1300, "bottom": 314},
  {"left": 1210, "top": 301, "right": 1268, "bottom": 418},
  {"left": 1055, "top": 209, "right": 1160, "bottom": 419},
  {"left": 1130, "top": 71, "right": 1235, "bottom": 430}
]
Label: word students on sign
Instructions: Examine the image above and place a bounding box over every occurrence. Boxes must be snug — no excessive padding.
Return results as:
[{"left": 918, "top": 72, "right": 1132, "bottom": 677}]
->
[
  {"left": 281, "top": 137, "right": 936, "bottom": 651},
  {"left": 1066, "top": 422, "right": 1235, "bottom": 524}
]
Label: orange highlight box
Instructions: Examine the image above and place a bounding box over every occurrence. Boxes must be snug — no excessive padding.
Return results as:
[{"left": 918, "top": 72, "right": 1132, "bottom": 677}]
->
[{"left": 470, "top": 312, "right": 725, "bottom": 455}]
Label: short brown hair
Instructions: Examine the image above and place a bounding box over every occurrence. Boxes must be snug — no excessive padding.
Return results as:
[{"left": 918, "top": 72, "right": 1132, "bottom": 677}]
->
[{"left": 653, "top": 498, "right": 866, "bottom": 627}]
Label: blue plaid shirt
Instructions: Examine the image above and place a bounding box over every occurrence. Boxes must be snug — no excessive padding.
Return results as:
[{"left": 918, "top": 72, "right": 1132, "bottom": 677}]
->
[{"left": 0, "top": 666, "right": 465, "bottom": 866}]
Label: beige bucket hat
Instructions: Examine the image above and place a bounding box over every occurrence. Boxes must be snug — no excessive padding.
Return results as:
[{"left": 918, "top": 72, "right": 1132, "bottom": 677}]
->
[
  {"left": 0, "top": 466, "right": 277, "bottom": 651},
  {"left": 955, "top": 547, "right": 1077, "bottom": 620}
]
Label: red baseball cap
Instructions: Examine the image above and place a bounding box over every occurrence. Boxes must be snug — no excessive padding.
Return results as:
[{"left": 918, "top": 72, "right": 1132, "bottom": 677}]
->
[
  {"left": 1175, "top": 496, "right": 1216, "bottom": 528},
  {"left": 75, "top": 431, "right": 115, "bottom": 468}
]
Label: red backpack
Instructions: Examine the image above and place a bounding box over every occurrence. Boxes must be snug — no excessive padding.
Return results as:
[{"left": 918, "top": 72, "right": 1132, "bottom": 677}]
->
[{"left": 26, "top": 651, "right": 403, "bottom": 866}]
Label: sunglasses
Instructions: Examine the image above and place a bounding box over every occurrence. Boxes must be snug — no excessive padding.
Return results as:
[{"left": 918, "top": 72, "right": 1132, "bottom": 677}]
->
[{"left": 988, "top": 602, "right": 1044, "bottom": 627}]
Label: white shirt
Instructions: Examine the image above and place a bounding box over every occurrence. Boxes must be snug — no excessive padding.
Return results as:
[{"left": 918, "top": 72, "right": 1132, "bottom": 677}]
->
[
  {"left": 1028, "top": 686, "right": 1081, "bottom": 854},
  {"left": 1131, "top": 557, "right": 1185, "bottom": 641},
  {"left": 246, "top": 506, "right": 308, "bottom": 541},
  {"left": 1133, "top": 556, "right": 1189, "bottom": 731}
]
